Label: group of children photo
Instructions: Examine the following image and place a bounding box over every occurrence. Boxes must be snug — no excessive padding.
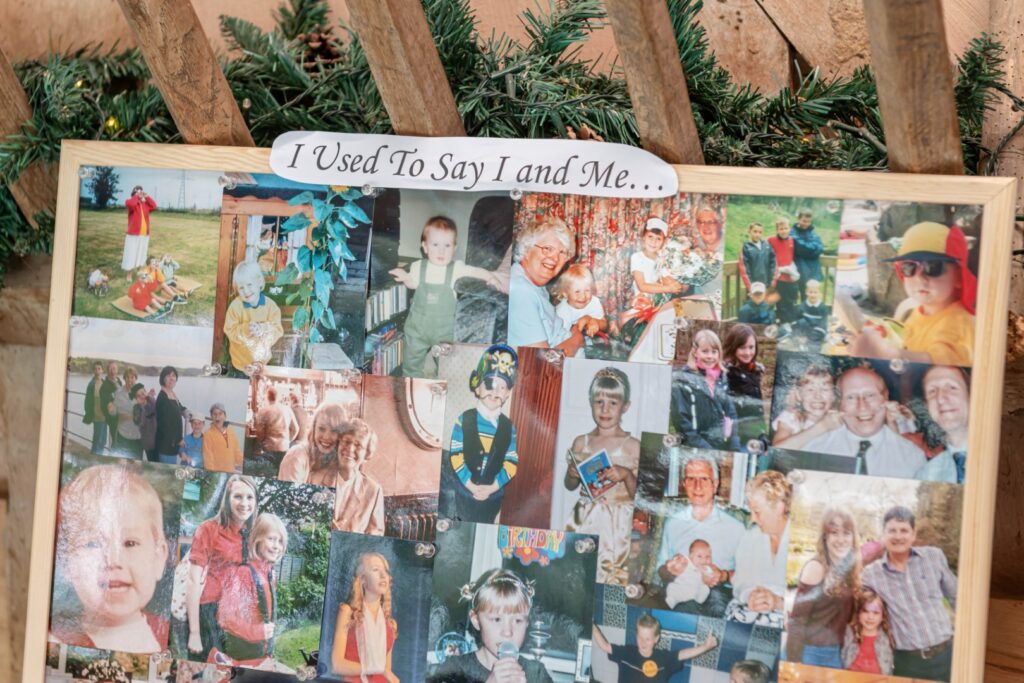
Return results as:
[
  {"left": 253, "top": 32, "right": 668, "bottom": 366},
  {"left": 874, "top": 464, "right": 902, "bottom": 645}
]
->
[{"left": 56, "top": 177, "right": 982, "bottom": 683}]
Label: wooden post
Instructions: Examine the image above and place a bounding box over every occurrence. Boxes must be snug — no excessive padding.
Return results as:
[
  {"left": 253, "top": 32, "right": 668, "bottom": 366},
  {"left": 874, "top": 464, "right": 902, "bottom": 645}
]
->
[
  {"left": 985, "top": 0, "right": 1024, "bottom": 597},
  {"left": 114, "top": 0, "right": 254, "bottom": 146},
  {"left": 345, "top": 0, "right": 466, "bottom": 137},
  {"left": 862, "top": 0, "right": 964, "bottom": 174},
  {"left": 0, "top": 43, "right": 57, "bottom": 228},
  {"left": 604, "top": 0, "right": 704, "bottom": 165}
]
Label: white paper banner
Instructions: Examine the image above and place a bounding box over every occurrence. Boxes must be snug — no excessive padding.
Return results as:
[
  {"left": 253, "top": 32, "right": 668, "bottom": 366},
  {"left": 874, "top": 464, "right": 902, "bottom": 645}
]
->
[{"left": 270, "top": 131, "right": 679, "bottom": 198}]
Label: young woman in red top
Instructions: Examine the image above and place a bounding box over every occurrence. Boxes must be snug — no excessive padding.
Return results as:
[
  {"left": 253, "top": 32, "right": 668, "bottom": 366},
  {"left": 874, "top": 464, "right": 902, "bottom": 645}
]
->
[
  {"left": 214, "top": 513, "right": 287, "bottom": 666},
  {"left": 186, "top": 474, "right": 259, "bottom": 661},
  {"left": 331, "top": 552, "right": 399, "bottom": 683}
]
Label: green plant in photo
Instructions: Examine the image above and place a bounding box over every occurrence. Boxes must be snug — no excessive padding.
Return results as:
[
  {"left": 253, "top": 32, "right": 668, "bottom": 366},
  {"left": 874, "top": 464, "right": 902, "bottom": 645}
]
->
[{"left": 276, "top": 185, "right": 369, "bottom": 348}]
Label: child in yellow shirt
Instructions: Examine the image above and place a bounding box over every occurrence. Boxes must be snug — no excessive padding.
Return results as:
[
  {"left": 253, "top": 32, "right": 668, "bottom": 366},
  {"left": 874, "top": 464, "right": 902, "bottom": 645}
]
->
[
  {"left": 850, "top": 221, "right": 975, "bottom": 366},
  {"left": 223, "top": 260, "right": 284, "bottom": 375}
]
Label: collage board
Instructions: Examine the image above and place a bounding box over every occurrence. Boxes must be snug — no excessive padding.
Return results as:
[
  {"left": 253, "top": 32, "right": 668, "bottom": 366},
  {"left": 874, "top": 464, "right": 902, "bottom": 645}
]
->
[{"left": 48, "top": 165, "right": 978, "bottom": 683}]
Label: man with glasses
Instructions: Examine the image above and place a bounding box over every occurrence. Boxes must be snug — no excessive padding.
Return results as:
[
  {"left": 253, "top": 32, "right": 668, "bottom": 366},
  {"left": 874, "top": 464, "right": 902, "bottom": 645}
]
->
[
  {"left": 508, "top": 216, "right": 587, "bottom": 355},
  {"left": 654, "top": 453, "right": 744, "bottom": 617},
  {"left": 802, "top": 366, "right": 927, "bottom": 478}
]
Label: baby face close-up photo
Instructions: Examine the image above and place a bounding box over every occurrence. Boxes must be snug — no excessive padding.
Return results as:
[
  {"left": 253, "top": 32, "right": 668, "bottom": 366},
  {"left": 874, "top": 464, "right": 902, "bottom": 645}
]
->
[{"left": 65, "top": 497, "right": 168, "bottom": 626}]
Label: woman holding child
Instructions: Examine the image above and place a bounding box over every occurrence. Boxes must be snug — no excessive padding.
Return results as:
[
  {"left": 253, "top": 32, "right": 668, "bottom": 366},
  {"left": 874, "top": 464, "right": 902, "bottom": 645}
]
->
[
  {"left": 186, "top": 474, "right": 259, "bottom": 661},
  {"left": 726, "top": 470, "right": 791, "bottom": 628},
  {"left": 786, "top": 508, "right": 861, "bottom": 668},
  {"left": 331, "top": 552, "right": 400, "bottom": 682},
  {"left": 507, "top": 216, "right": 587, "bottom": 355}
]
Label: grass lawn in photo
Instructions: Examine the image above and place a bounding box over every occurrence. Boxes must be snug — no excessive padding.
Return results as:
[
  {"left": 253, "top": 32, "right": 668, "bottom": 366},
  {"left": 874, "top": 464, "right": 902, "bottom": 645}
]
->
[
  {"left": 72, "top": 208, "right": 220, "bottom": 327},
  {"left": 274, "top": 621, "right": 320, "bottom": 669}
]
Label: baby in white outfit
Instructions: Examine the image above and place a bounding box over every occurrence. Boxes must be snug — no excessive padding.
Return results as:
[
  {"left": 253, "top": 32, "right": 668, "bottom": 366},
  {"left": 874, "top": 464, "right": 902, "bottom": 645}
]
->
[{"left": 664, "top": 538, "right": 714, "bottom": 609}]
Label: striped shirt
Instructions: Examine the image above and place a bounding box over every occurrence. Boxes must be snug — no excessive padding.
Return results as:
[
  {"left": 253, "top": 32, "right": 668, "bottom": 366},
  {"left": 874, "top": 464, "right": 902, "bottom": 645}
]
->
[
  {"left": 450, "top": 410, "right": 518, "bottom": 489},
  {"left": 862, "top": 546, "right": 957, "bottom": 650}
]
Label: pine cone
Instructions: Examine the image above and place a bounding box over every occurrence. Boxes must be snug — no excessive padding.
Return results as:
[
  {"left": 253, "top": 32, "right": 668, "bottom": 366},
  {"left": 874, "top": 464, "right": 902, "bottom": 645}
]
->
[{"left": 297, "top": 26, "right": 343, "bottom": 71}]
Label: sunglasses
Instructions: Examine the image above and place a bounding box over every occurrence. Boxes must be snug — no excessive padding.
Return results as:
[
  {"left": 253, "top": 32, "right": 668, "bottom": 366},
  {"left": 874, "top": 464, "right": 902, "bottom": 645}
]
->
[{"left": 896, "top": 260, "right": 949, "bottom": 278}]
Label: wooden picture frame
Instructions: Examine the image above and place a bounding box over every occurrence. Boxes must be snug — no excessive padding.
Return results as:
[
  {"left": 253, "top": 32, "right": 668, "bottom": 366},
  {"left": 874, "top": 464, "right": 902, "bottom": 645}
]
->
[{"left": 23, "top": 139, "right": 1015, "bottom": 682}]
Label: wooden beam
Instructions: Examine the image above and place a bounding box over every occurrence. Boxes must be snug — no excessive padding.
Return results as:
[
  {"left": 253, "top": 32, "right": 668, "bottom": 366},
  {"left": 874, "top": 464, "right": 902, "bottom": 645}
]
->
[
  {"left": 987, "top": 0, "right": 1024, "bottom": 600},
  {"left": 604, "top": 0, "right": 704, "bottom": 164},
  {"left": 697, "top": 0, "right": 792, "bottom": 94},
  {"left": 0, "top": 43, "right": 57, "bottom": 228},
  {"left": 345, "top": 0, "right": 466, "bottom": 137},
  {"left": 114, "top": 0, "right": 254, "bottom": 146},
  {"left": 863, "top": 0, "right": 964, "bottom": 174},
  {"left": 755, "top": 0, "right": 870, "bottom": 76}
]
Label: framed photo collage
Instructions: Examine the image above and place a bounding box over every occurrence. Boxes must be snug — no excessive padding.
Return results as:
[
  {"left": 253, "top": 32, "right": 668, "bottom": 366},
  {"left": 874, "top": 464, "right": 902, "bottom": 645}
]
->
[{"left": 23, "top": 140, "right": 1014, "bottom": 683}]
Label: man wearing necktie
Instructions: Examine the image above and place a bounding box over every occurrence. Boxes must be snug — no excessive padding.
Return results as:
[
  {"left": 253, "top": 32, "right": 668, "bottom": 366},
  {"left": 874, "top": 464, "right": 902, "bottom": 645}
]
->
[{"left": 802, "top": 367, "right": 927, "bottom": 478}]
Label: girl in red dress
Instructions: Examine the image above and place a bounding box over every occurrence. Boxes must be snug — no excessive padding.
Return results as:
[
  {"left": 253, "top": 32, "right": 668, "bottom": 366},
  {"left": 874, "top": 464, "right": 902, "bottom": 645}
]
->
[
  {"left": 185, "top": 474, "right": 259, "bottom": 661},
  {"left": 331, "top": 552, "right": 399, "bottom": 683}
]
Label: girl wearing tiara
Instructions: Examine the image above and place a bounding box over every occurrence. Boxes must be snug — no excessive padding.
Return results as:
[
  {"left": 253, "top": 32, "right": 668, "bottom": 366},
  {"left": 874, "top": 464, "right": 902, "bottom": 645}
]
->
[
  {"left": 428, "top": 568, "right": 553, "bottom": 683},
  {"left": 331, "top": 552, "right": 400, "bottom": 683},
  {"left": 447, "top": 345, "right": 519, "bottom": 524},
  {"left": 564, "top": 366, "right": 641, "bottom": 585}
]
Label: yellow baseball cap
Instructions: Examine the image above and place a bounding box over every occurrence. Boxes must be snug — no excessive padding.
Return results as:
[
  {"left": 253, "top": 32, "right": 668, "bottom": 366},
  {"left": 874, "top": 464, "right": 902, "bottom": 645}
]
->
[{"left": 885, "top": 222, "right": 959, "bottom": 263}]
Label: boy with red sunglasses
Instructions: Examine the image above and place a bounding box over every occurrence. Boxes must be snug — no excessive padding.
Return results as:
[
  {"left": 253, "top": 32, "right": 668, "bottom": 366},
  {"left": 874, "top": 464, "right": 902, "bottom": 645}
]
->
[{"left": 850, "top": 221, "right": 975, "bottom": 366}]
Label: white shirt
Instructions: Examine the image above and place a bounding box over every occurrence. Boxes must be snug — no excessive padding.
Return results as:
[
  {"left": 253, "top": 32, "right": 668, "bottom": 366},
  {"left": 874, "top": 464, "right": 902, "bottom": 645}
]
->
[
  {"left": 85, "top": 613, "right": 160, "bottom": 653},
  {"left": 665, "top": 561, "right": 711, "bottom": 607},
  {"left": 407, "top": 259, "right": 480, "bottom": 286},
  {"left": 916, "top": 448, "right": 962, "bottom": 484},
  {"left": 656, "top": 505, "right": 745, "bottom": 571},
  {"left": 803, "top": 424, "right": 927, "bottom": 479},
  {"left": 630, "top": 251, "right": 660, "bottom": 294},
  {"left": 555, "top": 295, "right": 605, "bottom": 329},
  {"left": 731, "top": 520, "right": 791, "bottom": 603}
]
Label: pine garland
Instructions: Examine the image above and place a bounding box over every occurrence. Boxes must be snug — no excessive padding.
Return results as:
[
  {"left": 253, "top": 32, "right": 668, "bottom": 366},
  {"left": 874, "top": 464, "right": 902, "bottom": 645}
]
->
[{"left": 0, "top": 0, "right": 1012, "bottom": 286}]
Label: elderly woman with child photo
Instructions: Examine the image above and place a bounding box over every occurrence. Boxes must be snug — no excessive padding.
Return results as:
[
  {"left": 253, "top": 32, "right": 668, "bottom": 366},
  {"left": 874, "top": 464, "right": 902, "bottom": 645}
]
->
[{"left": 508, "top": 200, "right": 725, "bottom": 360}]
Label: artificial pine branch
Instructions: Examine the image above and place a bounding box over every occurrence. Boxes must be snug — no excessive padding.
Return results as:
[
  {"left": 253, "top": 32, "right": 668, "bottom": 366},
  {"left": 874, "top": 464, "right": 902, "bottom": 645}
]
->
[{"left": 0, "top": 0, "right": 1014, "bottom": 287}]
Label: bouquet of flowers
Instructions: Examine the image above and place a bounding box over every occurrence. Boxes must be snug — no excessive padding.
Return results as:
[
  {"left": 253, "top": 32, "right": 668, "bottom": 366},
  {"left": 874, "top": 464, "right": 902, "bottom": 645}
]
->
[{"left": 658, "top": 238, "right": 722, "bottom": 287}]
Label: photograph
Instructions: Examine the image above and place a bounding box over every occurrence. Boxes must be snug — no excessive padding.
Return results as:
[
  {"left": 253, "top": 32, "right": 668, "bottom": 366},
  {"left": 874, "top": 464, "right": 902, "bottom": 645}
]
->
[
  {"left": 508, "top": 192, "right": 722, "bottom": 364},
  {"left": 244, "top": 366, "right": 362, "bottom": 480},
  {"left": 436, "top": 343, "right": 525, "bottom": 525},
  {"left": 426, "top": 520, "right": 598, "bottom": 682},
  {"left": 45, "top": 644, "right": 160, "bottom": 682},
  {"left": 767, "top": 351, "right": 971, "bottom": 484},
  {"left": 720, "top": 195, "right": 841, "bottom": 354},
  {"left": 317, "top": 531, "right": 434, "bottom": 682},
  {"left": 367, "top": 188, "right": 514, "bottom": 377},
  {"left": 783, "top": 470, "right": 961, "bottom": 682},
  {"left": 591, "top": 585, "right": 781, "bottom": 683},
  {"left": 214, "top": 173, "right": 373, "bottom": 375},
  {"left": 779, "top": 661, "right": 918, "bottom": 682},
  {"left": 628, "top": 433, "right": 790, "bottom": 632},
  {"left": 827, "top": 200, "right": 982, "bottom": 367},
  {"left": 547, "top": 357, "right": 673, "bottom": 586},
  {"left": 245, "top": 366, "right": 446, "bottom": 539},
  {"left": 172, "top": 471, "right": 335, "bottom": 672},
  {"left": 672, "top": 320, "right": 778, "bottom": 454},
  {"left": 49, "top": 452, "right": 183, "bottom": 655},
  {"left": 64, "top": 317, "right": 248, "bottom": 468},
  {"left": 72, "top": 166, "right": 224, "bottom": 328}
]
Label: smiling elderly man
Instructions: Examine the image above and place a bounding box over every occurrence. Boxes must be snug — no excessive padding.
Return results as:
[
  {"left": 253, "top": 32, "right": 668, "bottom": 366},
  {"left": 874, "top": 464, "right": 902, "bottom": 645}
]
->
[{"left": 802, "top": 366, "right": 927, "bottom": 478}]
